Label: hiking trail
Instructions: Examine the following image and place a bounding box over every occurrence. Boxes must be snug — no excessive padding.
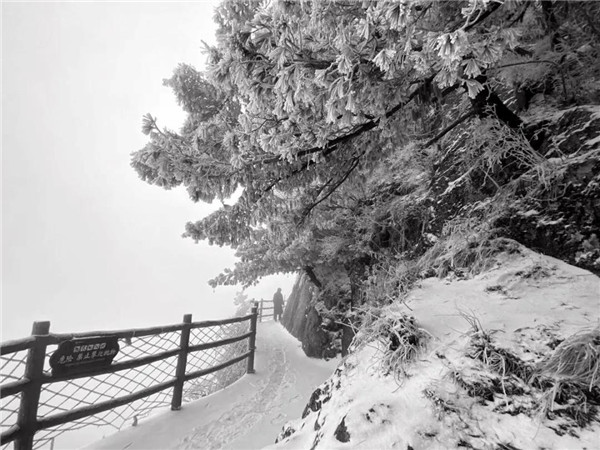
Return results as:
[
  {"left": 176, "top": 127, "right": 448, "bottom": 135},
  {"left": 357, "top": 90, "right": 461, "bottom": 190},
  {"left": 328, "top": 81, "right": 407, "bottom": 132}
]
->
[{"left": 85, "top": 322, "right": 337, "bottom": 450}]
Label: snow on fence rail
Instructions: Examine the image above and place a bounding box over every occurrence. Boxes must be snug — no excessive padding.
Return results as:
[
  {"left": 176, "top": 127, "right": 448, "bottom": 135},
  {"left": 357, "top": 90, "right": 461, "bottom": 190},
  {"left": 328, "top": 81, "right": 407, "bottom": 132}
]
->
[{"left": 0, "top": 304, "right": 258, "bottom": 450}]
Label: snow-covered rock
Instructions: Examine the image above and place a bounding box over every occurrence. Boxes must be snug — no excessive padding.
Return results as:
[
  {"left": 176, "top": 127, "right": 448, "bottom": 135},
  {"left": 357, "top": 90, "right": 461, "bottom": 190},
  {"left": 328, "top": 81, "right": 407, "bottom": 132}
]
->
[{"left": 270, "top": 245, "right": 600, "bottom": 449}]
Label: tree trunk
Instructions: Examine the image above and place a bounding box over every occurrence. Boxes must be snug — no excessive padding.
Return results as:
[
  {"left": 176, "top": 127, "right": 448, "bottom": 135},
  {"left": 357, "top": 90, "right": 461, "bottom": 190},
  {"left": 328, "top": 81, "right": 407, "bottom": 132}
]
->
[
  {"left": 541, "top": 1, "right": 560, "bottom": 49},
  {"left": 341, "top": 325, "right": 354, "bottom": 357},
  {"left": 303, "top": 266, "right": 323, "bottom": 289},
  {"left": 340, "top": 261, "right": 367, "bottom": 356},
  {"left": 470, "top": 75, "right": 522, "bottom": 129}
]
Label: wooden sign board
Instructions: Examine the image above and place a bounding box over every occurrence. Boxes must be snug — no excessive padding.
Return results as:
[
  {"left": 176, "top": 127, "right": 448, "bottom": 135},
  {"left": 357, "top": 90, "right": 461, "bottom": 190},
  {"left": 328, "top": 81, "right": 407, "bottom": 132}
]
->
[{"left": 50, "top": 336, "right": 120, "bottom": 377}]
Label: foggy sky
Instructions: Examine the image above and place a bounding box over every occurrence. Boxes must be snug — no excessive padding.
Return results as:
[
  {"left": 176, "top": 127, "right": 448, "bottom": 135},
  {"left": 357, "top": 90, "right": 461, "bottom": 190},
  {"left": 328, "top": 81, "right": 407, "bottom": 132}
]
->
[{"left": 2, "top": 2, "right": 295, "bottom": 340}]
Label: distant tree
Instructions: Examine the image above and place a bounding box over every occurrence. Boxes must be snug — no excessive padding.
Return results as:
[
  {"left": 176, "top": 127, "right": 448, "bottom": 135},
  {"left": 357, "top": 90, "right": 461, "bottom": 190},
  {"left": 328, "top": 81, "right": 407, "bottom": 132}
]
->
[{"left": 233, "top": 290, "right": 251, "bottom": 315}]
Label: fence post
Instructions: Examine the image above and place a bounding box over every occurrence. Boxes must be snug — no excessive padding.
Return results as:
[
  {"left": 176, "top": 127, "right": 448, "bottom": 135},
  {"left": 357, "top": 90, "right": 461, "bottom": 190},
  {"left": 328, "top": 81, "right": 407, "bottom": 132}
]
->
[
  {"left": 246, "top": 302, "right": 258, "bottom": 374},
  {"left": 259, "top": 299, "right": 264, "bottom": 323},
  {"left": 16, "top": 321, "right": 50, "bottom": 450},
  {"left": 171, "top": 314, "right": 192, "bottom": 411}
]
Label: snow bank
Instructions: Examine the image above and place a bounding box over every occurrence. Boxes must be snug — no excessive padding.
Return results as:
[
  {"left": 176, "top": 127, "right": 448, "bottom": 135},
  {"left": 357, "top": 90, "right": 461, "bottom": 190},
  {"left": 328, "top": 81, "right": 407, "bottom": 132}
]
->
[{"left": 270, "top": 245, "right": 599, "bottom": 449}]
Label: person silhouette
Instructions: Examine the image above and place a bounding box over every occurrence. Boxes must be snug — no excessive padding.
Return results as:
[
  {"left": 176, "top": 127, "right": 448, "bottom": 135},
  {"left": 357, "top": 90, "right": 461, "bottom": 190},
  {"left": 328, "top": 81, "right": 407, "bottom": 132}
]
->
[{"left": 272, "top": 288, "right": 284, "bottom": 322}]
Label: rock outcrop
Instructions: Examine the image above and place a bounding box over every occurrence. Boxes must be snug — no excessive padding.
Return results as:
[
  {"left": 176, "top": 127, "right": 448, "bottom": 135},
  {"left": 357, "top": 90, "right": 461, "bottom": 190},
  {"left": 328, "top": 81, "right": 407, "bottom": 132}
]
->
[
  {"left": 281, "top": 274, "right": 339, "bottom": 359},
  {"left": 496, "top": 106, "right": 600, "bottom": 275}
]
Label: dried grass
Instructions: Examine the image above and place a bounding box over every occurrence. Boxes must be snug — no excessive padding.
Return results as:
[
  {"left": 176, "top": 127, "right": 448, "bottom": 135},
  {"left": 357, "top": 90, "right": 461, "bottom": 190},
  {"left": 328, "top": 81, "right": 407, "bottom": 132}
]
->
[
  {"left": 361, "top": 257, "right": 419, "bottom": 308},
  {"left": 417, "top": 218, "right": 519, "bottom": 278},
  {"left": 459, "top": 313, "right": 599, "bottom": 427},
  {"left": 535, "top": 381, "right": 598, "bottom": 427},
  {"left": 354, "top": 308, "right": 430, "bottom": 383},
  {"left": 461, "top": 310, "right": 534, "bottom": 394},
  {"left": 533, "top": 327, "right": 600, "bottom": 391},
  {"left": 530, "top": 328, "right": 600, "bottom": 425},
  {"left": 460, "top": 118, "right": 552, "bottom": 193}
]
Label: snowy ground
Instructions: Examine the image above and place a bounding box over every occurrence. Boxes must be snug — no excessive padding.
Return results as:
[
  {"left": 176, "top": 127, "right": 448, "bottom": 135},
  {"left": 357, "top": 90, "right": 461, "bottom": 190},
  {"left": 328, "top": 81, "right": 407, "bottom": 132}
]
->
[
  {"left": 85, "top": 322, "right": 338, "bottom": 450},
  {"left": 270, "top": 246, "right": 600, "bottom": 449}
]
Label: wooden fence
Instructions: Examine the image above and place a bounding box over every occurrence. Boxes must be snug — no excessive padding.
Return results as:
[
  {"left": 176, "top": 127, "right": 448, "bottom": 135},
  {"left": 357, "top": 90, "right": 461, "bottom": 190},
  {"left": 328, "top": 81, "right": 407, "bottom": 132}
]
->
[
  {"left": 0, "top": 304, "right": 258, "bottom": 450},
  {"left": 258, "top": 299, "right": 274, "bottom": 322}
]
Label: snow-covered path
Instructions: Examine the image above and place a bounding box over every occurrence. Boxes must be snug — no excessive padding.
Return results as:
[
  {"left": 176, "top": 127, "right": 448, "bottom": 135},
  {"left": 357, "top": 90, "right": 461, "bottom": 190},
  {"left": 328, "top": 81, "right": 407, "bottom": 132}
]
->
[{"left": 85, "top": 322, "right": 338, "bottom": 450}]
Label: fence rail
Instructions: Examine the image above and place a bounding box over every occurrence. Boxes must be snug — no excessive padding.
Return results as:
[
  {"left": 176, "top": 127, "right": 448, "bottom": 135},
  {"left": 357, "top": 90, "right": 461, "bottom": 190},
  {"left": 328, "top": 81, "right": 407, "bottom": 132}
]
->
[
  {"left": 258, "top": 299, "right": 274, "bottom": 322},
  {"left": 0, "top": 304, "right": 259, "bottom": 450}
]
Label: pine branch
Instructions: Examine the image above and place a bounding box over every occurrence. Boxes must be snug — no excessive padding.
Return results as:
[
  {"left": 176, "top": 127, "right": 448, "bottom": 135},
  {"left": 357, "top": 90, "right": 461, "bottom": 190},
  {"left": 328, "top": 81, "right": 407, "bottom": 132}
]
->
[
  {"left": 254, "top": 74, "right": 447, "bottom": 203},
  {"left": 256, "top": 74, "right": 436, "bottom": 167},
  {"left": 464, "top": 1, "right": 503, "bottom": 31},
  {"left": 506, "top": 2, "right": 531, "bottom": 28},
  {"left": 297, "top": 151, "right": 364, "bottom": 225}
]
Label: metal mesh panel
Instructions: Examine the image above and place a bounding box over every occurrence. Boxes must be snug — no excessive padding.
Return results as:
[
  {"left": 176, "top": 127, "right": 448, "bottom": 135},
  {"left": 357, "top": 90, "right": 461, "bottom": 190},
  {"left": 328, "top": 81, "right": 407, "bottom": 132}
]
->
[
  {"left": 1, "top": 392, "right": 21, "bottom": 450},
  {"left": 1, "top": 348, "right": 27, "bottom": 382},
  {"left": 38, "top": 357, "right": 177, "bottom": 417},
  {"left": 184, "top": 322, "right": 249, "bottom": 400},
  {"left": 1, "top": 348, "right": 28, "bottom": 449},
  {"left": 24, "top": 331, "right": 181, "bottom": 449},
  {"left": 31, "top": 388, "right": 173, "bottom": 450},
  {"left": 116, "top": 331, "right": 181, "bottom": 361},
  {"left": 1, "top": 391, "right": 21, "bottom": 433}
]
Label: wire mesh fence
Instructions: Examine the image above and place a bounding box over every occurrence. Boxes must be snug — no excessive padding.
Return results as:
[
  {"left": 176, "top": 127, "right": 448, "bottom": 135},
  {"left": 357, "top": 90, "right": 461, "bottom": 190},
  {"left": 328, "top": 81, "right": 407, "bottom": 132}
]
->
[
  {"left": 30, "top": 330, "right": 182, "bottom": 449},
  {"left": 1, "top": 346, "right": 29, "bottom": 450},
  {"left": 30, "top": 388, "right": 173, "bottom": 450},
  {"left": 184, "top": 322, "right": 249, "bottom": 400},
  {"left": 1, "top": 393, "right": 21, "bottom": 450},
  {"left": 1, "top": 349, "right": 27, "bottom": 383},
  {"left": 1, "top": 310, "right": 257, "bottom": 450}
]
